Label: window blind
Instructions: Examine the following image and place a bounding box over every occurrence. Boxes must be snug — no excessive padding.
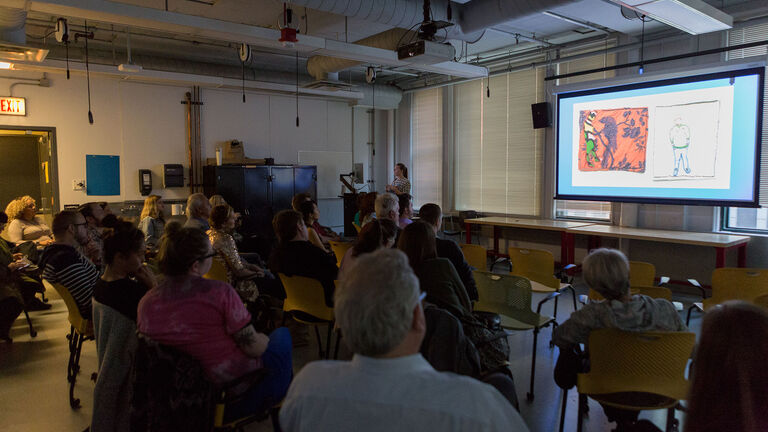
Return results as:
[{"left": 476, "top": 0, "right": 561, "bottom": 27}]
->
[
  {"left": 728, "top": 22, "right": 768, "bottom": 206},
  {"left": 411, "top": 88, "right": 443, "bottom": 208},
  {"left": 454, "top": 68, "right": 544, "bottom": 215}
]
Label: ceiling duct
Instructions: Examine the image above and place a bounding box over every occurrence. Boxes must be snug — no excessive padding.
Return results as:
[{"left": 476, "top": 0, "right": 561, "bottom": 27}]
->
[{"left": 0, "top": 7, "right": 48, "bottom": 63}]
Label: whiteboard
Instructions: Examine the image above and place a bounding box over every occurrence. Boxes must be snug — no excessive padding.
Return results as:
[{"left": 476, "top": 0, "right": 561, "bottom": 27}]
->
[{"left": 298, "top": 151, "right": 353, "bottom": 199}]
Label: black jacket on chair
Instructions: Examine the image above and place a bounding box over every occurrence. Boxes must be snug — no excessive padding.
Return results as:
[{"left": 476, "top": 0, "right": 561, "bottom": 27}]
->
[{"left": 436, "top": 238, "right": 478, "bottom": 301}]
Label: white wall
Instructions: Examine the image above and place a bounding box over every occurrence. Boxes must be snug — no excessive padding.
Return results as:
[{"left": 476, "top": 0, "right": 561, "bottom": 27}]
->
[{"left": 0, "top": 70, "right": 360, "bottom": 230}]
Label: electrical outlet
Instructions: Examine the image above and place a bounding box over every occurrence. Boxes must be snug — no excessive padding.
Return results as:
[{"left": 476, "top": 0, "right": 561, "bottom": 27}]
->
[{"left": 72, "top": 179, "right": 85, "bottom": 191}]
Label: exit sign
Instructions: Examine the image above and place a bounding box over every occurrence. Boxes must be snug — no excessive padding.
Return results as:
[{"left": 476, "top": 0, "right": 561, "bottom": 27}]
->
[{"left": 0, "top": 97, "right": 25, "bottom": 116}]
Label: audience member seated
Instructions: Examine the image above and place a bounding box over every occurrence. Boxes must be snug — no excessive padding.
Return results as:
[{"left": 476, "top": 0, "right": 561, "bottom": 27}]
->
[
  {"left": 685, "top": 301, "right": 768, "bottom": 432},
  {"left": 4, "top": 196, "right": 53, "bottom": 246},
  {"left": 79, "top": 202, "right": 108, "bottom": 269},
  {"left": 280, "top": 248, "right": 528, "bottom": 432},
  {"left": 398, "top": 193, "right": 414, "bottom": 228},
  {"left": 269, "top": 210, "right": 338, "bottom": 307},
  {"left": 358, "top": 192, "right": 377, "bottom": 226},
  {"left": 339, "top": 219, "right": 398, "bottom": 273},
  {"left": 0, "top": 212, "right": 26, "bottom": 341},
  {"left": 184, "top": 193, "right": 212, "bottom": 231},
  {"left": 418, "top": 203, "right": 478, "bottom": 302},
  {"left": 39, "top": 210, "right": 100, "bottom": 320},
  {"left": 208, "top": 205, "right": 272, "bottom": 302},
  {"left": 137, "top": 228, "right": 292, "bottom": 421},
  {"left": 292, "top": 193, "right": 340, "bottom": 244},
  {"left": 352, "top": 192, "right": 367, "bottom": 226},
  {"left": 209, "top": 194, "right": 228, "bottom": 208},
  {"left": 375, "top": 192, "right": 399, "bottom": 224},
  {"left": 398, "top": 221, "right": 471, "bottom": 320},
  {"left": 138, "top": 195, "right": 165, "bottom": 249},
  {"left": 92, "top": 223, "right": 156, "bottom": 432},
  {"left": 0, "top": 211, "right": 48, "bottom": 314},
  {"left": 298, "top": 200, "right": 329, "bottom": 253},
  {"left": 552, "top": 248, "right": 687, "bottom": 427}
]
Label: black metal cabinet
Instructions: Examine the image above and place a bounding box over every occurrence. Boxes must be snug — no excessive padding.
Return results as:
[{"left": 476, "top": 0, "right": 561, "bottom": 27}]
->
[{"left": 203, "top": 164, "right": 317, "bottom": 254}]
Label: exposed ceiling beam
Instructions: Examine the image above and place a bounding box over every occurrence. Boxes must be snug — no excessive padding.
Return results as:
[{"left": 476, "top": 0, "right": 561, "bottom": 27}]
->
[{"left": 7, "top": 0, "right": 487, "bottom": 78}]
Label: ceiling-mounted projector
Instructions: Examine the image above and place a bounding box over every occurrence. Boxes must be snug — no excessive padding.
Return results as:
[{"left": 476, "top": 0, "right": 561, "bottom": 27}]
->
[{"left": 397, "top": 40, "right": 455, "bottom": 65}]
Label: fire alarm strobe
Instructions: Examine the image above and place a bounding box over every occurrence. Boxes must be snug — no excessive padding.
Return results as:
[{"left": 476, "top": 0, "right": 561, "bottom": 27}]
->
[{"left": 279, "top": 27, "right": 297, "bottom": 44}]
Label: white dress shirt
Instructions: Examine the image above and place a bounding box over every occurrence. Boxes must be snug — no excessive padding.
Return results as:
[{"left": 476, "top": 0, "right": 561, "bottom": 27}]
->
[{"left": 280, "top": 353, "right": 529, "bottom": 432}]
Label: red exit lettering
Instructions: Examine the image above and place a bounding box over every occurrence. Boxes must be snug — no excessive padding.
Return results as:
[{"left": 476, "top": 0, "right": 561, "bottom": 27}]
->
[{"left": 0, "top": 97, "right": 25, "bottom": 116}]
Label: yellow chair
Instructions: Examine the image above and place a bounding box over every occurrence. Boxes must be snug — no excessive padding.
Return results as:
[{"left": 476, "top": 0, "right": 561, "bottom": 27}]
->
[
  {"left": 329, "top": 240, "right": 354, "bottom": 268},
  {"left": 754, "top": 293, "right": 768, "bottom": 309},
  {"left": 473, "top": 270, "right": 559, "bottom": 402},
  {"left": 203, "top": 256, "right": 229, "bottom": 282},
  {"left": 43, "top": 280, "right": 95, "bottom": 410},
  {"left": 460, "top": 243, "right": 487, "bottom": 271},
  {"left": 686, "top": 268, "right": 768, "bottom": 325},
  {"left": 629, "top": 261, "right": 656, "bottom": 287},
  {"left": 352, "top": 222, "right": 362, "bottom": 233},
  {"left": 573, "top": 329, "right": 695, "bottom": 432},
  {"left": 278, "top": 274, "right": 340, "bottom": 359},
  {"left": 508, "top": 247, "right": 578, "bottom": 320}
]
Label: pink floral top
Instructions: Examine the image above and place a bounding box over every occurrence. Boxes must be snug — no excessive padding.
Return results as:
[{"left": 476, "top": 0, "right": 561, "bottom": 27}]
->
[{"left": 137, "top": 275, "right": 261, "bottom": 384}]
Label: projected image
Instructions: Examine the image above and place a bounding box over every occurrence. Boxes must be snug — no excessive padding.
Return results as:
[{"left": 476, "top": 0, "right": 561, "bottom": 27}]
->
[
  {"left": 652, "top": 101, "right": 721, "bottom": 180},
  {"left": 578, "top": 108, "right": 648, "bottom": 173}
]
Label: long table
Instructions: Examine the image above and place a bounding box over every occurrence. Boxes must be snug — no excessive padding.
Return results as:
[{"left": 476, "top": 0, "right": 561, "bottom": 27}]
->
[
  {"left": 566, "top": 224, "right": 751, "bottom": 268},
  {"left": 464, "top": 217, "right": 594, "bottom": 265}
]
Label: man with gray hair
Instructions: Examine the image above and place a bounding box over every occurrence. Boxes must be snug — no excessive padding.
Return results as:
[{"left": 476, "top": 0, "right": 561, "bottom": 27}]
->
[
  {"left": 374, "top": 192, "right": 399, "bottom": 223},
  {"left": 280, "top": 248, "right": 529, "bottom": 432},
  {"left": 184, "top": 193, "right": 212, "bottom": 231}
]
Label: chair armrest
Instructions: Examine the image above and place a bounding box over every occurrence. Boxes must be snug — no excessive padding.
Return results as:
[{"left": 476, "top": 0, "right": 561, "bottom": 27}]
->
[
  {"left": 688, "top": 278, "right": 708, "bottom": 298},
  {"left": 557, "top": 264, "right": 576, "bottom": 283},
  {"left": 658, "top": 276, "right": 670, "bottom": 286},
  {"left": 536, "top": 291, "right": 561, "bottom": 315}
]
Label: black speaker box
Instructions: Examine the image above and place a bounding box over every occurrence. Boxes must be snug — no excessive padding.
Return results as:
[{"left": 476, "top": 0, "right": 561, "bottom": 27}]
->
[{"left": 531, "top": 102, "right": 551, "bottom": 129}]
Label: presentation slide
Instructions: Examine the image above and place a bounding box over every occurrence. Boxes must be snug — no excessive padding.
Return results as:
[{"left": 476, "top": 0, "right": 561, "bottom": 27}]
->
[{"left": 556, "top": 66, "right": 763, "bottom": 206}]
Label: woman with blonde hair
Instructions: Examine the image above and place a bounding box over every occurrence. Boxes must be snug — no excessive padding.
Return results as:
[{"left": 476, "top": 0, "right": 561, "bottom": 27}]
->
[
  {"left": 4, "top": 196, "right": 52, "bottom": 246},
  {"left": 138, "top": 195, "right": 165, "bottom": 249}
]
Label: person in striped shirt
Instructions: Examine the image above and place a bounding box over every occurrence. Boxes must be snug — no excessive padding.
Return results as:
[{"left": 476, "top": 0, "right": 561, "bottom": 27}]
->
[{"left": 39, "top": 210, "right": 99, "bottom": 319}]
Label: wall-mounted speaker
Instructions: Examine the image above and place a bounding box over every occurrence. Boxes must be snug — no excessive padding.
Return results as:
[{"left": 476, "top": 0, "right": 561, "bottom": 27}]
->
[{"left": 531, "top": 102, "right": 551, "bottom": 129}]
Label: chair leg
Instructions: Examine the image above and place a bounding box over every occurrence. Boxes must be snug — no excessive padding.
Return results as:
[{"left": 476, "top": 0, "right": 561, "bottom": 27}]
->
[
  {"left": 686, "top": 305, "right": 696, "bottom": 326},
  {"left": 68, "top": 331, "right": 83, "bottom": 409},
  {"left": 559, "top": 388, "right": 568, "bottom": 432},
  {"left": 576, "top": 392, "right": 585, "bottom": 432},
  {"left": 333, "top": 330, "right": 342, "bottom": 360},
  {"left": 313, "top": 325, "right": 324, "bottom": 358},
  {"left": 324, "top": 323, "right": 333, "bottom": 360},
  {"left": 566, "top": 285, "right": 578, "bottom": 311},
  {"left": 666, "top": 406, "right": 679, "bottom": 432},
  {"left": 553, "top": 295, "right": 559, "bottom": 322},
  {"left": 23, "top": 309, "right": 37, "bottom": 338},
  {"left": 527, "top": 327, "right": 540, "bottom": 402}
]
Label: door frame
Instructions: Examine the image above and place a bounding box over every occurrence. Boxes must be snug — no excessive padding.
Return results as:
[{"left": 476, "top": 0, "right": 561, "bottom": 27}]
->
[{"left": 0, "top": 125, "right": 60, "bottom": 214}]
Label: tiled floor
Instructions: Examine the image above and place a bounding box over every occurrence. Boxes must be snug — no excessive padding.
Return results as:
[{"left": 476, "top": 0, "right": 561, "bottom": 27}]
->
[{"left": 0, "top": 282, "right": 702, "bottom": 432}]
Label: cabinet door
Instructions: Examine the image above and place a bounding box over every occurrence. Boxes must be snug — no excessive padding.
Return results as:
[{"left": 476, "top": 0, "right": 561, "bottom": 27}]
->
[
  {"left": 294, "top": 166, "right": 317, "bottom": 201},
  {"left": 242, "top": 167, "right": 271, "bottom": 237},
  {"left": 213, "top": 167, "right": 244, "bottom": 211},
  {"left": 271, "top": 166, "right": 295, "bottom": 212}
]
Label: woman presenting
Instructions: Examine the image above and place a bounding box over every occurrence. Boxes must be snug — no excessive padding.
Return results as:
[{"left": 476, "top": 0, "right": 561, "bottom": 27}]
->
[{"left": 385, "top": 163, "right": 411, "bottom": 195}]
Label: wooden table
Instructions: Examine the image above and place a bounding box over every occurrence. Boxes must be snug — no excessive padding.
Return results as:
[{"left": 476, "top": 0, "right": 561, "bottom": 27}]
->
[
  {"left": 566, "top": 224, "right": 751, "bottom": 268},
  {"left": 464, "top": 217, "right": 595, "bottom": 265}
]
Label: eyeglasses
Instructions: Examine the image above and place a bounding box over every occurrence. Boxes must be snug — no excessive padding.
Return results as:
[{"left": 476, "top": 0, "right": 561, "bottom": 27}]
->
[
  {"left": 71, "top": 222, "right": 88, "bottom": 228},
  {"left": 418, "top": 291, "right": 427, "bottom": 303},
  {"left": 198, "top": 252, "right": 216, "bottom": 261}
]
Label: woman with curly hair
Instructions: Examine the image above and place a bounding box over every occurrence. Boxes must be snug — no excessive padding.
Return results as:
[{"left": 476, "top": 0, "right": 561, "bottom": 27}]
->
[{"left": 4, "top": 196, "right": 52, "bottom": 246}]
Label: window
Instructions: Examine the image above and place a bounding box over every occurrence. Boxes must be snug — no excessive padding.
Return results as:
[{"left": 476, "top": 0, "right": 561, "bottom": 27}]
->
[
  {"left": 454, "top": 68, "right": 544, "bottom": 215},
  {"left": 411, "top": 88, "right": 443, "bottom": 208},
  {"left": 722, "top": 22, "right": 768, "bottom": 232},
  {"left": 554, "top": 48, "right": 616, "bottom": 220}
]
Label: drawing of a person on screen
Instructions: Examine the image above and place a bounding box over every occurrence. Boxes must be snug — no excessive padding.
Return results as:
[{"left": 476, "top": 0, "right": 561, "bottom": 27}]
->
[
  {"left": 670, "top": 117, "right": 691, "bottom": 176},
  {"left": 583, "top": 111, "right": 601, "bottom": 167}
]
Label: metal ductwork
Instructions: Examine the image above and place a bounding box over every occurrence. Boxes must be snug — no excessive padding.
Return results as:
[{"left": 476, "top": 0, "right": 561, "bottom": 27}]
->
[
  {"left": 307, "top": 28, "right": 414, "bottom": 81},
  {"left": 0, "top": 7, "right": 26, "bottom": 44},
  {"left": 457, "top": 0, "right": 576, "bottom": 34}
]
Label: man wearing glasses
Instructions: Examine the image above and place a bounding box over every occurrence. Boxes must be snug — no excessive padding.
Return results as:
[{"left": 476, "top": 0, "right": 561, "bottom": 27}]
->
[
  {"left": 39, "top": 210, "right": 99, "bottom": 320},
  {"left": 280, "top": 248, "right": 528, "bottom": 432}
]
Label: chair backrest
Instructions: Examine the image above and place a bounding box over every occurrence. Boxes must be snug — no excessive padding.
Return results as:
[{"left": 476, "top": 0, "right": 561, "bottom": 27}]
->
[
  {"left": 754, "top": 293, "right": 768, "bottom": 309},
  {"left": 329, "top": 241, "right": 354, "bottom": 268},
  {"left": 473, "top": 271, "right": 535, "bottom": 318},
  {"left": 508, "top": 247, "right": 560, "bottom": 289},
  {"left": 629, "top": 261, "right": 655, "bottom": 287},
  {"left": 578, "top": 329, "right": 695, "bottom": 401},
  {"left": 707, "top": 268, "right": 768, "bottom": 309},
  {"left": 278, "top": 273, "right": 334, "bottom": 322},
  {"left": 43, "top": 279, "right": 91, "bottom": 335},
  {"left": 588, "top": 285, "right": 672, "bottom": 302},
  {"left": 203, "top": 256, "right": 229, "bottom": 282},
  {"left": 459, "top": 243, "right": 487, "bottom": 271}
]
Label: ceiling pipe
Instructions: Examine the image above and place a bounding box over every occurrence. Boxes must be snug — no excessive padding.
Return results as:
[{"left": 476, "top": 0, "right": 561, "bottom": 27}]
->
[
  {"left": 0, "top": 6, "right": 26, "bottom": 44},
  {"left": 457, "top": 0, "right": 575, "bottom": 34}
]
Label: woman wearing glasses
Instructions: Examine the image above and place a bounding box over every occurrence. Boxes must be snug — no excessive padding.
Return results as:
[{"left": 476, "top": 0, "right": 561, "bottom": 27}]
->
[
  {"left": 4, "top": 196, "right": 52, "bottom": 246},
  {"left": 137, "top": 227, "right": 292, "bottom": 421}
]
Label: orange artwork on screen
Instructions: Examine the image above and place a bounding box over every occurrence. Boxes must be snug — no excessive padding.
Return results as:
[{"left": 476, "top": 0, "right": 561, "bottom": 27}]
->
[{"left": 578, "top": 107, "right": 648, "bottom": 173}]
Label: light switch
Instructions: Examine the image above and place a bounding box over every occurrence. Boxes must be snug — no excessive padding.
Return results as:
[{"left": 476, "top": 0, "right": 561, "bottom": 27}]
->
[{"left": 72, "top": 179, "right": 85, "bottom": 191}]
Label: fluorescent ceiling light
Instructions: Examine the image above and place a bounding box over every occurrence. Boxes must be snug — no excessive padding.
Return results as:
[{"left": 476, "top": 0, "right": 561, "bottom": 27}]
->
[
  {"left": 616, "top": 0, "right": 732, "bottom": 34},
  {"left": 0, "top": 62, "right": 13, "bottom": 69}
]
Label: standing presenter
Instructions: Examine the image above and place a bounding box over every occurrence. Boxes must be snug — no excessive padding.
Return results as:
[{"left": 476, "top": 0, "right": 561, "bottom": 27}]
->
[{"left": 386, "top": 163, "right": 411, "bottom": 195}]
